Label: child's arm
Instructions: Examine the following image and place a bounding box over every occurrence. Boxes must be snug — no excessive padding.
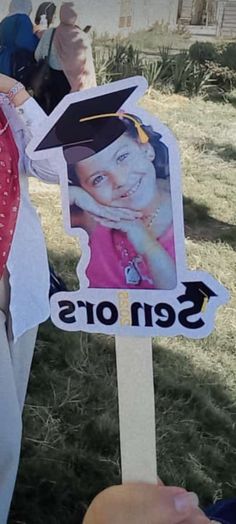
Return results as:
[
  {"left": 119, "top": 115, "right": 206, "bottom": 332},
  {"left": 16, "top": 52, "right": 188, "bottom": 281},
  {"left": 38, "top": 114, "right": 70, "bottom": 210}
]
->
[
  {"left": 0, "top": 74, "right": 59, "bottom": 184},
  {"left": 96, "top": 217, "right": 177, "bottom": 290}
]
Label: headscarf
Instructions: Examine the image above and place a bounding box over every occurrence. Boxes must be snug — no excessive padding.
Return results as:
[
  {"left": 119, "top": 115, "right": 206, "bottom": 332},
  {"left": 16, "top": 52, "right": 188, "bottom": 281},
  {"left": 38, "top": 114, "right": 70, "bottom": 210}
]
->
[
  {"left": 34, "top": 2, "right": 56, "bottom": 27},
  {"left": 0, "top": 108, "right": 20, "bottom": 279},
  {"left": 54, "top": 2, "right": 97, "bottom": 91},
  {"left": 8, "top": 0, "right": 32, "bottom": 16}
]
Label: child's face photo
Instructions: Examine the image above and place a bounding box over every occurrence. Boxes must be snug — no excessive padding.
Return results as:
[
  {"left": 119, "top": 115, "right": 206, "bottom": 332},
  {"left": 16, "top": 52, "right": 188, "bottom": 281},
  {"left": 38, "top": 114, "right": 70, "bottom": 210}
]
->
[
  {"left": 74, "top": 132, "right": 157, "bottom": 211},
  {"left": 66, "top": 108, "right": 176, "bottom": 290}
]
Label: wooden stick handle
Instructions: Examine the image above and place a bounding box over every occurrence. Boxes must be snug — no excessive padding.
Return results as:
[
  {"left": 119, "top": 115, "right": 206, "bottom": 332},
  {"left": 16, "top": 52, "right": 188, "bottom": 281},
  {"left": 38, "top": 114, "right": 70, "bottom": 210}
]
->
[{"left": 115, "top": 336, "right": 159, "bottom": 484}]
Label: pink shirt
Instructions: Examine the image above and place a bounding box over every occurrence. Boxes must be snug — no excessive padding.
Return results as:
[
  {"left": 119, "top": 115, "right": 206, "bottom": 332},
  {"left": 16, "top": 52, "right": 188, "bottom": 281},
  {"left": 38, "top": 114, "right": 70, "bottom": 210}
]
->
[{"left": 86, "top": 223, "right": 175, "bottom": 289}]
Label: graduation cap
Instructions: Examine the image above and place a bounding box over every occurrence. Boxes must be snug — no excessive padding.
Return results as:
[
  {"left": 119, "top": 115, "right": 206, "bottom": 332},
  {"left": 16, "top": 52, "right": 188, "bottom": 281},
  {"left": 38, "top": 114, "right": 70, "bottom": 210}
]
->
[
  {"left": 180, "top": 281, "right": 217, "bottom": 312},
  {"left": 182, "top": 281, "right": 217, "bottom": 298},
  {"left": 35, "top": 85, "right": 149, "bottom": 164}
]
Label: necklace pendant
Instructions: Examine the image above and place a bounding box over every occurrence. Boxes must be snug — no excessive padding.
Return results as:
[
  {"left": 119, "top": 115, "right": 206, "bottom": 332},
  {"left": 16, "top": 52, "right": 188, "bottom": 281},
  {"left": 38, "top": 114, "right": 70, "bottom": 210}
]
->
[{"left": 125, "top": 261, "right": 141, "bottom": 285}]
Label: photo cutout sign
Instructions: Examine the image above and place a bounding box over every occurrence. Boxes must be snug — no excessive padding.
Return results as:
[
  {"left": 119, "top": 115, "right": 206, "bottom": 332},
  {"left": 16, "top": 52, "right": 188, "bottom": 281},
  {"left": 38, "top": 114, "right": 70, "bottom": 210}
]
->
[{"left": 27, "top": 76, "right": 229, "bottom": 338}]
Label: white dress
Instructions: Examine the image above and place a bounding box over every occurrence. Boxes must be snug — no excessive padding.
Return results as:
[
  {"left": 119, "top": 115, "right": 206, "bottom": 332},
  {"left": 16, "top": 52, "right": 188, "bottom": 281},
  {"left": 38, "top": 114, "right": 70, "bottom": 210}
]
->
[{"left": 2, "top": 95, "right": 59, "bottom": 341}]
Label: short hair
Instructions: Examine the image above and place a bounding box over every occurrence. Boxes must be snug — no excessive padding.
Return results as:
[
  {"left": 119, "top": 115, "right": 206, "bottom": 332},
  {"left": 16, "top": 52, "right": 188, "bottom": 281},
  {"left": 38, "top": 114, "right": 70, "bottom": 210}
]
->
[{"left": 34, "top": 2, "right": 56, "bottom": 26}]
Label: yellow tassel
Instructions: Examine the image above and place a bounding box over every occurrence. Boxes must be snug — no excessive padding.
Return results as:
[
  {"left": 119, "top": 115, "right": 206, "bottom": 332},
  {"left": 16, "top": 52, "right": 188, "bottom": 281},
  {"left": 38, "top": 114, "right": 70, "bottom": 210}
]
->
[
  {"left": 201, "top": 292, "right": 209, "bottom": 312},
  {"left": 80, "top": 112, "right": 149, "bottom": 144},
  {"left": 136, "top": 124, "right": 149, "bottom": 144}
]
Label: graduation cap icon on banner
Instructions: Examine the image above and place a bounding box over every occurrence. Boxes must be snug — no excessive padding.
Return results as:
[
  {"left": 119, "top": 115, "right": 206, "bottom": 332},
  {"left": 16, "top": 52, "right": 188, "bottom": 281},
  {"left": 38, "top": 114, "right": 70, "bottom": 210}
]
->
[
  {"left": 180, "top": 281, "right": 217, "bottom": 310},
  {"left": 29, "top": 77, "right": 148, "bottom": 164}
]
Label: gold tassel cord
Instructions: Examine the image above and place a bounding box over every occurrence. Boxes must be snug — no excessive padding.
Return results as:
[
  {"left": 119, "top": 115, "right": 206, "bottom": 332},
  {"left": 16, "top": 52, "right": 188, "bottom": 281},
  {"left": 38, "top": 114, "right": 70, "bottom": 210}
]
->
[{"left": 79, "top": 113, "right": 149, "bottom": 144}]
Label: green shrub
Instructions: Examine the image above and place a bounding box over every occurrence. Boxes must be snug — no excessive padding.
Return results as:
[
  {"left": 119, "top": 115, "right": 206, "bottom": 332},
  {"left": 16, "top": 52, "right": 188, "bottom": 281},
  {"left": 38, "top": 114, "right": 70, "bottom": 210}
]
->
[
  {"left": 94, "top": 54, "right": 112, "bottom": 85},
  {"left": 219, "top": 42, "right": 236, "bottom": 71},
  {"left": 94, "top": 41, "right": 236, "bottom": 98},
  {"left": 189, "top": 41, "right": 218, "bottom": 64},
  {"left": 171, "top": 51, "right": 191, "bottom": 93},
  {"left": 143, "top": 46, "right": 173, "bottom": 89},
  {"left": 206, "top": 61, "right": 236, "bottom": 91},
  {"left": 187, "top": 62, "right": 215, "bottom": 96},
  {"left": 106, "top": 43, "right": 143, "bottom": 79},
  {"left": 143, "top": 60, "right": 163, "bottom": 88},
  {"left": 158, "top": 45, "right": 172, "bottom": 64}
]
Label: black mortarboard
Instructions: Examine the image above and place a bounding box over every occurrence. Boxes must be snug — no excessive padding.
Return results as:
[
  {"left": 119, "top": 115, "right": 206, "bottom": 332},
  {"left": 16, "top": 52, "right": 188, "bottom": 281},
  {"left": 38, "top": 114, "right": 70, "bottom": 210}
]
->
[
  {"left": 34, "top": 85, "right": 147, "bottom": 164},
  {"left": 182, "top": 282, "right": 217, "bottom": 299},
  {"left": 181, "top": 281, "right": 217, "bottom": 312}
]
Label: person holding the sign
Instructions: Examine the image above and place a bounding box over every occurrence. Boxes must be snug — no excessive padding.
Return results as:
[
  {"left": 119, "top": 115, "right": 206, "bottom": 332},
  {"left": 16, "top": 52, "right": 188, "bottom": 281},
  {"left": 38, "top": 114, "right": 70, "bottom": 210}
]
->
[
  {"left": 83, "top": 483, "right": 213, "bottom": 523},
  {"left": 0, "top": 73, "right": 58, "bottom": 523},
  {"left": 53, "top": 2, "right": 97, "bottom": 92}
]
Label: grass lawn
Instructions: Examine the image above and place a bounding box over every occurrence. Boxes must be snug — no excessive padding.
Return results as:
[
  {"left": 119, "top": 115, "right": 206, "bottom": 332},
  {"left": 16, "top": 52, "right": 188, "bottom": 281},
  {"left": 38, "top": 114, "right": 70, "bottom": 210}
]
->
[{"left": 9, "top": 93, "right": 236, "bottom": 523}]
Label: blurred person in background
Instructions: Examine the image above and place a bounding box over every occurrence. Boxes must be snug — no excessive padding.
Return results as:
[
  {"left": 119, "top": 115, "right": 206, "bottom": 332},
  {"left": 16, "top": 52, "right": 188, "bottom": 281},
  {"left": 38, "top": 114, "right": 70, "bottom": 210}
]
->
[
  {"left": 53, "top": 2, "right": 97, "bottom": 92},
  {"left": 0, "top": 0, "right": 38, "bottom": 86},
  {"left": 34, "top": 1, "right": 56, "bottom": 39},
  {"left": 34, "top": 2, "right": 70, "bottom": 112}
]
